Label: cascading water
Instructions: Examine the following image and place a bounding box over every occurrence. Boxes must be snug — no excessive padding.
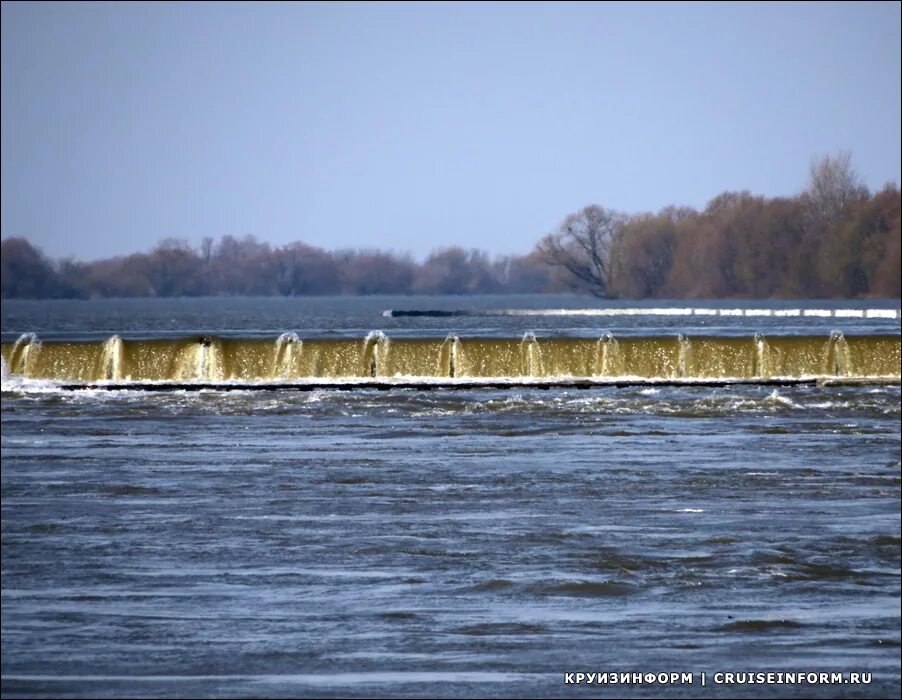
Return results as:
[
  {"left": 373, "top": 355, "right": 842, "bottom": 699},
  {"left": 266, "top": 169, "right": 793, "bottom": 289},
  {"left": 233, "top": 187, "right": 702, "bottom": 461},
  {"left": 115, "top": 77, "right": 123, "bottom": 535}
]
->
[
  {"left": 828, "top": 330, "right": 851, "bottom": 376},
  {"left": 677, "top": 334, "right": 691, "bottom": 378},
  {"left": 10, "top": 333, "right": 39, "bottom": 376},
  {"left": 170, "top": 336, "right": 225, "bottom": 381},
  {"left": 520, "top": 331, "right": 542, "bottom": 376},
  {"left": 753, "top": 332, "right": 768, "bottom": 378},
  {"left": 272, "top": 333, "right": 302, "bottom": 378},
  {"left": 98, "top": 335, "right": 124, "bottom": 381},
  {"left": 0, "top": 332, "right": 898, "bottom": 385},
  {"left": 596, "top": 332, "right": 623, "bottom": 377},
  {"left": 200, "top": 336, "right": 225, "bottom": 381},
  {"left": 363, "top": 331, "right": 387, "bottom": 378},
  {"left": 441, "top": 335, "right": 459, "bottom": 378}
]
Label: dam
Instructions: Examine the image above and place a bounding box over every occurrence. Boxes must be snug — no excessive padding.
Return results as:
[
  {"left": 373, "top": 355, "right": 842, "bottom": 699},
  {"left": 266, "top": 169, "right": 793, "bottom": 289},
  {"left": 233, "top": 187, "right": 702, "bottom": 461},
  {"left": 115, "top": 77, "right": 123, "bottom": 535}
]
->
[{"left": 2, "top": 331, "right": 899, "bottom": 389}]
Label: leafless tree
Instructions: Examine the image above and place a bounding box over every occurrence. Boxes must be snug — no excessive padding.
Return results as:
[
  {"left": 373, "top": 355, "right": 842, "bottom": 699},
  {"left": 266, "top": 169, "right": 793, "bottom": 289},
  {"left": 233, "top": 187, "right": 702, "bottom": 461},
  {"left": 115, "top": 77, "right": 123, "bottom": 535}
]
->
[
  {"left": 805, "top": 151, "right": 868, "bottom": 225},
  {"left": 537, "top": 204, "right": 627, "bottom": 297}
]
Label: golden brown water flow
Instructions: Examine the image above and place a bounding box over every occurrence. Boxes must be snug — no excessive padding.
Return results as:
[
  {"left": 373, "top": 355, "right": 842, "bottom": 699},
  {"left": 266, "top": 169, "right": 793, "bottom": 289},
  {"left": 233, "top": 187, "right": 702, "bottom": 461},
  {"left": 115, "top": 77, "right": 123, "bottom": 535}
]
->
[
  {"left": 2, "top": 334, "right": 899, "bottom": 382},
  {"left": 378, "top": 339, "right": 452, "bottom": 378}
]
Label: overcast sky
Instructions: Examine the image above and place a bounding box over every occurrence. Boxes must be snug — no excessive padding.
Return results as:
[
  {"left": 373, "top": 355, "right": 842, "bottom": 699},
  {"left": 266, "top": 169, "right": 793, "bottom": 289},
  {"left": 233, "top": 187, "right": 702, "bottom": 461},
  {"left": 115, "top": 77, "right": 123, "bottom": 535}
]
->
[{"left": 2, "top": 1, "right": 900, "bottom": 261}]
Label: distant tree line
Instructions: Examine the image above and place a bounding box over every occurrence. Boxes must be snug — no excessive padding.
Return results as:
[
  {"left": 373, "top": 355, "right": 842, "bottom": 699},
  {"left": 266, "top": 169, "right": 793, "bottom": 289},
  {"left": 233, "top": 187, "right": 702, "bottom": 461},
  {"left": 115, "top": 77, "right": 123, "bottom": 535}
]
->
[
  {"left": 0, "top": 236, "right": 562, "bottom": 299},
  {"left": 2, "top": 153, "right": 899, "bottom": 299}
]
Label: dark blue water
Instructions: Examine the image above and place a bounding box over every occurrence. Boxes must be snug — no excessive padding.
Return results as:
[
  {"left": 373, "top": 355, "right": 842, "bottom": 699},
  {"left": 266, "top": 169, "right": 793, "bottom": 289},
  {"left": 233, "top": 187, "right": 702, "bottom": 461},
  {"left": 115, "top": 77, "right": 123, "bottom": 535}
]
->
[
  {"left": 2, "top": 297, "right": 900, "bottom": 698},
  {"left": 2, "top": 294, "right": 900, "bottom": 340}
]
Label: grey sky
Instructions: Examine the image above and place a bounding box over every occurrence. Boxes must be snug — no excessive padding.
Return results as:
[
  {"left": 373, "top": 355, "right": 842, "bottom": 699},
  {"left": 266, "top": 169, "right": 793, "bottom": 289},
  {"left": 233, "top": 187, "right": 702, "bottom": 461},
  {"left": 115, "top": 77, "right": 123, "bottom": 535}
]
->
[{"left": 2, "top": 1, "right": 900, "bottom": 262}]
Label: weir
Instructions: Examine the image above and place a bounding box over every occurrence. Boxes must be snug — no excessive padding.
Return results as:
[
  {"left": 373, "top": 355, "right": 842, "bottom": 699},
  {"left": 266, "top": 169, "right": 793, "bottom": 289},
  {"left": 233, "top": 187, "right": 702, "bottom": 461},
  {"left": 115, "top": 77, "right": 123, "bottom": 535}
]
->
[{"left": 1, "top": 332, "right": 899, "bottom": 387}]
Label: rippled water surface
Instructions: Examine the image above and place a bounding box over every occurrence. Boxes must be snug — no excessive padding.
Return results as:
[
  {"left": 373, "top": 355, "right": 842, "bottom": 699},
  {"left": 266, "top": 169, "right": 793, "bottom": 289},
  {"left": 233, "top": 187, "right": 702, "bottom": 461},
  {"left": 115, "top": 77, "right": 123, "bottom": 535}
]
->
[{"left": 2, "top": 297, "right": 900, "bottom": 698}]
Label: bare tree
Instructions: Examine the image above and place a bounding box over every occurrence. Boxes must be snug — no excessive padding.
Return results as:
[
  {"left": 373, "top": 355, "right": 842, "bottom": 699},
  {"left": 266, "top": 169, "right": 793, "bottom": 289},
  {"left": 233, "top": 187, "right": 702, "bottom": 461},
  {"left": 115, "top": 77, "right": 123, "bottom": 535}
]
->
[
  {"left": 805, "top": 151, "right": 868, "bottom": 225},
  {"left": 537, "top": 204, "right": 626, "bottom": 297},
  {"left": 0, "top": 237, "right": 60, "bottom": 298}
]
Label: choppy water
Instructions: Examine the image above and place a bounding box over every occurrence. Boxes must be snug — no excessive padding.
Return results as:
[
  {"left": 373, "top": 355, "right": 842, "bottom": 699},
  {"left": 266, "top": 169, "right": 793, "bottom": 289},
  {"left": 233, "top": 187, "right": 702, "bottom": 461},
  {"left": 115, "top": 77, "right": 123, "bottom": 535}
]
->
[{"left": 2, "top": 297, "right": 900, "bottom": 699}]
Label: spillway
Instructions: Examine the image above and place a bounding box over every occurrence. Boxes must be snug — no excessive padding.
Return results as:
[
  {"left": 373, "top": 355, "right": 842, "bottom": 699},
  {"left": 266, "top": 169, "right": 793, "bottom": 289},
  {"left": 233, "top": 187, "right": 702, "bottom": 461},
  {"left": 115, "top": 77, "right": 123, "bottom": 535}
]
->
[{"left": 2, "top": 332, "right": 899, "bottom": 389}]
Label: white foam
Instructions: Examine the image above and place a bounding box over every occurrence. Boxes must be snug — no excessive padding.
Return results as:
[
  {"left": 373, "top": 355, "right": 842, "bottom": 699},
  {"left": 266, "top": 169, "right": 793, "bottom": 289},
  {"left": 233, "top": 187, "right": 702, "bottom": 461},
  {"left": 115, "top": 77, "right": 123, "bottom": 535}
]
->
[
  {"left": 382, "top": 306, "right": 902, "bottom": 319},
  {"left": 766, "top": 388, "right": 803, "bottom": 408},
  {"left": 1, "top": 376, "right": 64, "bottom": 393},
  {"left": 363, "top": 330, "right": 387, "bottom": 344},
  {"left": 646, "top": 308, "right": 694, "bottom": 315},
  {"left": 0, "top": 375, "right": 851, "bottom": 395}
]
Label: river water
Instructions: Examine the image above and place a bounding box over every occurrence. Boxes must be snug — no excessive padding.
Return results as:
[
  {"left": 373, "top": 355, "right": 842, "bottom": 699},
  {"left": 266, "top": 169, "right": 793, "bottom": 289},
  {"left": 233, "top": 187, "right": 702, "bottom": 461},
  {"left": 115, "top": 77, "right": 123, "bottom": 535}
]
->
[{"left": 2, "top": 296, "right": 900, "bottom": 698}]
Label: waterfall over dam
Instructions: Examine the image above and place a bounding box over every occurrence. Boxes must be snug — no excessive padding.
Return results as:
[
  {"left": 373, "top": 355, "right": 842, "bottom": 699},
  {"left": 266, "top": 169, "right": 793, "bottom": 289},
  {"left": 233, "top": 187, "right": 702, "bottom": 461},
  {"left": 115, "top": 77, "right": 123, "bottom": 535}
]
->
[{"left": 2, "top": 332, "right": 899, "bottom": 388}]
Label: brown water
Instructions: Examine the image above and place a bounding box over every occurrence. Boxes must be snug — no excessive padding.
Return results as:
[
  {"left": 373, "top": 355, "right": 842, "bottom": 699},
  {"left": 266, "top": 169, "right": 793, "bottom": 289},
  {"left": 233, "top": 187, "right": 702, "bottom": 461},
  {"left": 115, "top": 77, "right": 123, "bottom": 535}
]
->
[{"left": 3, "top": 333, "right": 899, "bottom": 383}]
